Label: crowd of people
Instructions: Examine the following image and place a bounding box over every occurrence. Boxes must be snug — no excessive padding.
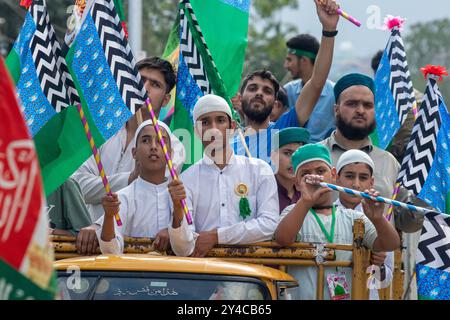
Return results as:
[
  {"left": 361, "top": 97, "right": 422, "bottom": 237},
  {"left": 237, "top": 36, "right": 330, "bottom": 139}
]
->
[{"left": 46, "top": 0, "right": 428, "bottom": 300}]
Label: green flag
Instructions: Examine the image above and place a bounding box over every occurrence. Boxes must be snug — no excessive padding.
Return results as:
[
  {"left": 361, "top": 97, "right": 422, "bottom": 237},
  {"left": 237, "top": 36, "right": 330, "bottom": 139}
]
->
[{"left": 169, "top": 0, "right": 250, "bottom": 168}]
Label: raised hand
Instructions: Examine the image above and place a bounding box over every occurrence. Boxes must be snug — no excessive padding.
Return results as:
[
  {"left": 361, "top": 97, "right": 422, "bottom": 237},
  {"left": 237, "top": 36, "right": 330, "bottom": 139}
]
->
[{"left": 315, "top": 0, "right": 340, "bottom": 31}]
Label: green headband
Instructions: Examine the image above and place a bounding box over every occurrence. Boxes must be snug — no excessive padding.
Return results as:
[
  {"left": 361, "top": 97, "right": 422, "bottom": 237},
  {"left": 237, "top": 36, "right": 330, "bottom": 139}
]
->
[{"left": 287, "top": 48, "right": 317, "bottom": 60}]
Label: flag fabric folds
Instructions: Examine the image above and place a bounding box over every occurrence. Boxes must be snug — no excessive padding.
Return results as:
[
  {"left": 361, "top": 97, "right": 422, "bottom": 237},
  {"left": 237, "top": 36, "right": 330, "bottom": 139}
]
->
[
  {"left": 372, "top": 24, "right": 416, "bottom": 149},
  {"left": 416, "top": 212, "right": 450, "bottom": 300},
  {"left": 7, "top": 0, "right": 146, "bottom": 196},
  {"left": 396, "top": 71, "right": 450, "bottom": 300},
  {"left": 170, "top": 0, "right": 250, "bottom": 168},
  {"left": 397, "top": 75, "right": 450, "bottom": 214},
  {"left": 0, "top": 56, "right": 55, "bottom": 300}
]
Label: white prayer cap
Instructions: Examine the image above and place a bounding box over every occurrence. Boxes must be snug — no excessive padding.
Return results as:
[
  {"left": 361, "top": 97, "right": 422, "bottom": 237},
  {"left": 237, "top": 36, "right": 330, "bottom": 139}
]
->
[
  {"left": 336, "top": 149, "right": 375, "bottom": 174},
  {"left": 135, "top": 119, "right": 172, "bottom": 145},
  {"left": 192, "top": 94, "right": 232, "bottom": 123}
]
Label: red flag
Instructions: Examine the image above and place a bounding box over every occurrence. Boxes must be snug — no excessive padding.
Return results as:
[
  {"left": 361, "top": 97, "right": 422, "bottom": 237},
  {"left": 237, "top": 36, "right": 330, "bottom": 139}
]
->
[{"left": 0, "top": 56, "right": 44, "bottom": 270}]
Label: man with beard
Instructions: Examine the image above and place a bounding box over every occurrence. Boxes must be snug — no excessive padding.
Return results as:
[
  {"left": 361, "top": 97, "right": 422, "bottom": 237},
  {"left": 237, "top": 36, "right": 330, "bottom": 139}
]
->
[
  {"left": 319, "top": 73, "right": 424, "bottom": 232},
  {"left": 232, "top": 0, "right": 339, "bottom": 163}
]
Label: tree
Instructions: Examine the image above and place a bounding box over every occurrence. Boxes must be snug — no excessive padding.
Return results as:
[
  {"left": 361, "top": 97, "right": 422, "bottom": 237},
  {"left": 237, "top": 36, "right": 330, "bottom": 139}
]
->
[
  {"left": 0, "top": 0, "right": 299, "bottom": 85},
  {"left": 244, "top": 0, "right": 299, "bottom": 82},
  {"left": 405, "top": 18, "right": 450, "bottom": 106}
]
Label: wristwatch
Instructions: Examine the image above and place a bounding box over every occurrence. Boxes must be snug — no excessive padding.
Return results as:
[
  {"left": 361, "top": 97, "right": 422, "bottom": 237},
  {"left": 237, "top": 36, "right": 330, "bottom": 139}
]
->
[{"left": 322, "top": 30, "right": 338, "bottom": 37}]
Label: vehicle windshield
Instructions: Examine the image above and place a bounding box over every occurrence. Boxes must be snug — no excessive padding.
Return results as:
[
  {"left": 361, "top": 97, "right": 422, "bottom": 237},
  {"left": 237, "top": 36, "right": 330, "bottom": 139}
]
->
[{"left": 57, "top": 271, "right": 271, "bottom": 300}]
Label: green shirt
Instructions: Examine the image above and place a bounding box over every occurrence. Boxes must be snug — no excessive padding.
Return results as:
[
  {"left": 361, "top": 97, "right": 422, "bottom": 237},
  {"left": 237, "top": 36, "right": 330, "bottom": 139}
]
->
[{"left": 46, "top": 178, "right": 92, "bottom": 236}]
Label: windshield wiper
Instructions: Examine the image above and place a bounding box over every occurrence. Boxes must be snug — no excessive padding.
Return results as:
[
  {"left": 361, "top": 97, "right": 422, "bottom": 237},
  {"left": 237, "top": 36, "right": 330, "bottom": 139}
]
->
[{"left": 87, "top": 276, "right": 102, "bottom": 300}]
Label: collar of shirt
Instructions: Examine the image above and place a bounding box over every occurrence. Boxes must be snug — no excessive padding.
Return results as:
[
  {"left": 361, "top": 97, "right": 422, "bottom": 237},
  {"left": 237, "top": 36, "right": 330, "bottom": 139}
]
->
[
  {"left": 201, "top": 150, "right": 237, "bottom": 170},
  {"left": 292, "top": 79, "right": 332, "bottom": 97},
  {"left": 135, "top": 176, "right": 169, "bottom": 191},
  {"left": 328, "top": 131, "right": 373, "bottom": 153},
  {"left": 334, "top": 198, "right": 363, "bottom": 212}
]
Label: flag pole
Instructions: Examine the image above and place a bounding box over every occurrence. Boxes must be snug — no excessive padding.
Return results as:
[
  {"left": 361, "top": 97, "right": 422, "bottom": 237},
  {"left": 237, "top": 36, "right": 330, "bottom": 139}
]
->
[
  {"left": 145, "top": 98, "right": 193, "bottom": 225},
  {"left": 75, "top": 103, "right": 122, "bottom": 226},
  {"left": 313, "top": 181, "right": 445, "bottom": 217}
]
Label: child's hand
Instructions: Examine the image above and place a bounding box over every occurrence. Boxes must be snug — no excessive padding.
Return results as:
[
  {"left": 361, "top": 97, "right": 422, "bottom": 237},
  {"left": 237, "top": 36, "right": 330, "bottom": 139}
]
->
[
  {"left": 101, "top": 193, "right": 120, "bottom": 218},
  {"left": 298, "top": 174, "right": 332, "bottom": 207},
  {"left": 168, "top": 179, "right": 186, "bottom": 208},
  {"left": 361, "top": 188, "right": 385, "bottom": 223}
]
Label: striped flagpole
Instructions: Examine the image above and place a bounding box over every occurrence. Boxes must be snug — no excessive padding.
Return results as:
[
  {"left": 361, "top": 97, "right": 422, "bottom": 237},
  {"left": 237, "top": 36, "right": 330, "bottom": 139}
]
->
[
  {"left": 145, "top": 98, "right": 193, "bottom": 225},
  {"left": 316, "top": 182, "right": 444, "bottom": 217},
  {"left": 75, "top": 103, "right": 122, "bottom": 226}
]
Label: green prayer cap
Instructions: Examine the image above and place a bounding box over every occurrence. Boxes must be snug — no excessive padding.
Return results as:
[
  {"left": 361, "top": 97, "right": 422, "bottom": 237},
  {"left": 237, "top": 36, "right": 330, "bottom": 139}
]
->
[
  {"left": 272, "top": 127, "right": 311, "bottom": 152},
  {"left": 334, "top": 73, "right": 375, "bottom": 102},
  {"left": 292, "top": 143, "right": 332, "bottom": 176}
]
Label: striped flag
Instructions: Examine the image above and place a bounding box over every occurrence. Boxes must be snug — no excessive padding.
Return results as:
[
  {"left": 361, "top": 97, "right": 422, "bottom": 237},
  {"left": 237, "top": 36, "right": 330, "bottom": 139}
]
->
[
  {"left": 5, "top": 0, "right": 92, "bottom": 196},
  {"left": 372, "top": 16, "right": 417, "bottom": 149},
  {"left": 170, "top": 0, "right": 249, "bottom": 168},
  {"left": 396, "top": 66, "right": 450, "bottom": 300},
  {"left": 396, "top": 69, "right": 449, "bottom": 213},
  {"left": 416, "top": 212, "right": 450, "bottom": 300},
  {"left": 0, "top": 56, "right": 55, "bottom": 300}
]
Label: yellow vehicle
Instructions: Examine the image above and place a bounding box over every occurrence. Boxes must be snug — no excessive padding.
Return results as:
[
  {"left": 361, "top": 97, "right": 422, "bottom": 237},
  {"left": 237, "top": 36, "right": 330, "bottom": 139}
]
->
[{"left": 54, "top": 254, "right": 298, "bottom": 300}]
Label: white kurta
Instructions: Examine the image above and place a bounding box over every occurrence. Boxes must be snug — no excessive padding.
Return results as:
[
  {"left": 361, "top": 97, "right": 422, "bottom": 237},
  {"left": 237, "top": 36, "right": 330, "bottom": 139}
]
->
[
  {"left": 334, "top": 199, "right": 394, "bottom": 300},
  {"left": 95, "top": 177, "right": 172, "bottom": 254},
  {"left": 169, "top": 153, "right": 280, "bottom": 257},
  {"left": 72, "top": 126, "right": 186, "bottom": 222}
]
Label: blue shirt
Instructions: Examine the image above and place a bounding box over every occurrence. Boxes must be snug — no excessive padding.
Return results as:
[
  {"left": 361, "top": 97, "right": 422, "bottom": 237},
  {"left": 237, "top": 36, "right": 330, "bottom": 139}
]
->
[
  {"left": 284, "top": 79, "right": 336, "bottom": 143},
  {"left": 232, "top": 107, "right": 299, "bottom": 164}
]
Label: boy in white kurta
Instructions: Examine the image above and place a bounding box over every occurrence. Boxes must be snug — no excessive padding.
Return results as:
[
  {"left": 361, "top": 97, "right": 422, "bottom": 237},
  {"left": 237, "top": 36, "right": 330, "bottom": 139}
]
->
[
  {"left": 167, "top": 94, "right": 280, "bottom": 257},
  {"left": 72, "top": 57, "right": 185, "bottom": 223},
  {"left": 96, "top": 120, "right": 177, "bottom": 254},
  {"left": 334, "top": 149, "right": 394, "bottom": 300},
  {"left": 275, "top": 144, "right": 400, "bottom": 300}
]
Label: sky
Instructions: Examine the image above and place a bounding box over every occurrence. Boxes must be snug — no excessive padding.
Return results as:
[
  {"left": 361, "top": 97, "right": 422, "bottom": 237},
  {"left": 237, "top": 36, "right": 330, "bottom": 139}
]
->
[
  {"left": 282, "top": 0, "right": 450, "bottom": 57},
  {"left": 275, "top": 0, "right": 450, "bottom": 79}
]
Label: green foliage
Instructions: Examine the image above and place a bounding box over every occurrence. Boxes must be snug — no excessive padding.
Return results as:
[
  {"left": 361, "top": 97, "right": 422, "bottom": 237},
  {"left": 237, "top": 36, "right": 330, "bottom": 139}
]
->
[
  {"left": 244, "top": 0, "right": 299, "bottom": 83},
  {"left": 0, "top": 0, "right": 299, "bottom": 87},
  {"left": 405, "top": 18, "right": 450, "bottom": 106}
]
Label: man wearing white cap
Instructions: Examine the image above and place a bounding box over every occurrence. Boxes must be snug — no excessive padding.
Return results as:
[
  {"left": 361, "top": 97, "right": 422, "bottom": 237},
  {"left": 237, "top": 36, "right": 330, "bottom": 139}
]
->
[
  {"left": 334, "top": 150, "right": 394, "bottom": 300},
  {"left": 168, "top": 94, "right": 279, "bottom": 257},
  {"left": 95, "top": 120, "right": 178, "bottom": 254}
]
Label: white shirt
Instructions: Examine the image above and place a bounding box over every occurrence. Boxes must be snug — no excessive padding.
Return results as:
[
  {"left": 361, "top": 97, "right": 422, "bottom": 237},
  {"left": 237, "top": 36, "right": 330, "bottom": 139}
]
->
[
  {"left": 334, "top": 199, "right": 394, "bottom": 300},
  {"left": 72, "top": 126, "right": 185, "bottom": 222},
  {"left": 280, "top": 204, "right": 378, "bottom": 300},
  {"left": 169, "top": 153, "right": 280, "bottom": 257},
  {"left": 95, "top": 177, "right": 172, "bottom": 254}
]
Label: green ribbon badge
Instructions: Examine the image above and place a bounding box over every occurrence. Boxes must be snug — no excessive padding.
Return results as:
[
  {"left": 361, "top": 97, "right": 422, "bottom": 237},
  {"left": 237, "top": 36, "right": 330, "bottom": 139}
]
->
[{"left": 235, "top": 183, "right": 251, "bottom": 219}]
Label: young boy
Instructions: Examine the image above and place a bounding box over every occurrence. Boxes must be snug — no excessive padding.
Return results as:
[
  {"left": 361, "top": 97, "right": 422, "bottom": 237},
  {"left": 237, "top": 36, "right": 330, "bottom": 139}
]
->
[
  {"left": 274, "top": 144, "right": 400, "bottom": 300},
  {"left": 270, "top": 127, "right": 310, "bottom": 212},
  {"left": 335, "top": 149, "right": 394, "bottom": 300},
  {"left": 96, "top": 120, "right": 177, "bottom": 254},
  {"left": 168, "top": 94, "right": 280, "bottom": 257}
]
